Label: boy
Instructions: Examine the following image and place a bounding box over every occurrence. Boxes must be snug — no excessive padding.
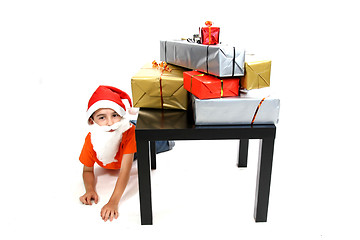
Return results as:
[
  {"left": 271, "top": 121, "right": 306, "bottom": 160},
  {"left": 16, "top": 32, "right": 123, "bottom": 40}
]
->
[{"left": 79, "top": 85, "right": 137, "bottom": 222}]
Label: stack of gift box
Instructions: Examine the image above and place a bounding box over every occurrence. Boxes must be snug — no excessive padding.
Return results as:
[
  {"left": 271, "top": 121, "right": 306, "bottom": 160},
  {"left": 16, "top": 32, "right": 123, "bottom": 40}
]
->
[{"left": 131, "top": 22, "right": 280, "bottom": 125}]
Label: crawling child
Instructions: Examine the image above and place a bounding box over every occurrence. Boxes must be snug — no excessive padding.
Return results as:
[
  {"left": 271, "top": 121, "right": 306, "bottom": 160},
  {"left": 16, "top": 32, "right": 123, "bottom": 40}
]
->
[{"left": 79, "top": 85, "right": 137, "bottom": 222}]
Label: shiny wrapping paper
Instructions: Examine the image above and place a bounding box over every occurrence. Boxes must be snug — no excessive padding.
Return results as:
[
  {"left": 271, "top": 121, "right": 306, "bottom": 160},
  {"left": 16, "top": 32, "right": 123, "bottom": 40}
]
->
[
  {"left": 200, "top": 26, "right": 220, "bottom": 45},
  {"left": 160, "top": 40, "right": 245, "bottom": 77},
  {"left": 131, "top": 63, "right": 189, "bottom": 110},
  {"left": 241, "top": 60, "right": 271, "bottom": 90},
  {"left": 183, "top": 71, "right": 239, "bottom": 99},
  {"left": 191, "top": 89, "right": 280, "bottom": 125}
]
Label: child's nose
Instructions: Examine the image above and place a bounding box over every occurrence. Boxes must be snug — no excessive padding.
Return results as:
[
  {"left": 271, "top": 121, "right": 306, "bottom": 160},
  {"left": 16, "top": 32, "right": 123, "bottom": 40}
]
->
[{"left": 107, "top": 118, "right": 113, "bottom": 126}]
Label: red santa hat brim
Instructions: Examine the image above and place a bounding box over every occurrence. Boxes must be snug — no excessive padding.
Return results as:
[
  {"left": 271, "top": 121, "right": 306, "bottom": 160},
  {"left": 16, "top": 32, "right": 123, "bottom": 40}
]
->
[{"left": 86, "top": 85, "right": 132, "bottom": 122}]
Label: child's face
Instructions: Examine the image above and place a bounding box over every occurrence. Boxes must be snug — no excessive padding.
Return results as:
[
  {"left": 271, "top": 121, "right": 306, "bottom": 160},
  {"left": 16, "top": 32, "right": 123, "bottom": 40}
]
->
[{"left": 90, "top": 108, "right": 122, "bottom": 126}]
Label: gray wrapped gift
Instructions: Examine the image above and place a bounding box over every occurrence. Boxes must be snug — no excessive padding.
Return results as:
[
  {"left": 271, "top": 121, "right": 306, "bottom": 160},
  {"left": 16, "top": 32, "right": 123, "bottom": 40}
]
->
[
  {"left": 191, "top": 89, "right": 280, "bottom": 125},
  {"left": 160, "top": 40, "right": 245, "bottom": 77}
]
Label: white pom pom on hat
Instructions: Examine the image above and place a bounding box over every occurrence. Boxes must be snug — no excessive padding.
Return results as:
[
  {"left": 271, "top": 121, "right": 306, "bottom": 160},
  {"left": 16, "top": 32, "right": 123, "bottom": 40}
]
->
[
  {"left": 87, "top": 85, "right": 134, "bottom": 123},
  {"left": 127, "top": 107, "right": 139, "bottom": 115}
]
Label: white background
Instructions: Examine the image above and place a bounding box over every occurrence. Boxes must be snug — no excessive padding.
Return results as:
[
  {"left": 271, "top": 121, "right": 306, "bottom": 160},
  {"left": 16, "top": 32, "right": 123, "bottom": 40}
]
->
[{"left": 1, "top": 0, "right": 359, "bottom": 239}]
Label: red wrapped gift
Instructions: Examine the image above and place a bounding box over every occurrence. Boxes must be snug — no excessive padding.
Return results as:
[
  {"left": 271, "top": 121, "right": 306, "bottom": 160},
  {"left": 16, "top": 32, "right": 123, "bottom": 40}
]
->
[
  {"left": 183, "top": 71, "right": 239, "bottom": 99},
  {"left": 200, "top": 21, "right": 220, "bottom": 45}
]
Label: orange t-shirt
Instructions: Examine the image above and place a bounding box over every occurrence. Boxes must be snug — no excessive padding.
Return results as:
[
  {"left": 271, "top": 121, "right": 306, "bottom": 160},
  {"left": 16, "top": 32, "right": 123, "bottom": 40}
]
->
[{"left": 79, "top": 125, "right": 137, "bottom": 169}]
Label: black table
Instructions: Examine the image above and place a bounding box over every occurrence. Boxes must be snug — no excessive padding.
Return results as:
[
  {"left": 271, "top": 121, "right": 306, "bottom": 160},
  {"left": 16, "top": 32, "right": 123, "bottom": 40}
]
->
[{"left": 135, "top": 108, "right": 276, "bottom": 225}]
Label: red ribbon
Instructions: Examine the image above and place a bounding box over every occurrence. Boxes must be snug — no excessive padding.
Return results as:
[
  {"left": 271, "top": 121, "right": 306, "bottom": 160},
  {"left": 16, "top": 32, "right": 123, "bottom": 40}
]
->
[
  {"left": 152, "top": 60, "right": 171, "bottom": 109},
  {"left": 159, "top": 75, "right": 164, "bottom": 109},
  {"left": 251, "top": 96, "right": 268, "bottom": 124}
]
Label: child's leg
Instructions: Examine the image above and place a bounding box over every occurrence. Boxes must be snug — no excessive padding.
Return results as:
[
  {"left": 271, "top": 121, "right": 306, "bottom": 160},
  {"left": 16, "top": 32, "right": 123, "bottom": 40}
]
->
[{"left": 131, "top": 120, "right": 175, "bottom": 160}]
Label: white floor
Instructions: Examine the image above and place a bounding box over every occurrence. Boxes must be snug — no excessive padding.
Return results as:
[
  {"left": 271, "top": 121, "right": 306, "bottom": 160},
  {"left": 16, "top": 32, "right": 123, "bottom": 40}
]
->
[{"left": 1, "top": 1, "right": 360, "bottom": 239}]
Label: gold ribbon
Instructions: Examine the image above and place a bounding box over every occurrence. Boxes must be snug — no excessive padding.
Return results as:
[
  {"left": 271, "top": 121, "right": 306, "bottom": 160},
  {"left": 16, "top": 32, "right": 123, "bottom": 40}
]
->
[
  {"left": 205, "top": 21, "right": 213, "bottom": 45},
  {"left": 190, "top": 73, "right": 204, "bottom": 93},
  {"left": 220, "top": 79, "right": 223, "bottom": 97},
  {"left": 152, "top": 60, "right": 172, "bottom": 72},
  {"left": 208, "top": 27, "right": 211, "bottom": 45},
  {"left": 190, "top": 73, "right": 224, "bottom": 98}
]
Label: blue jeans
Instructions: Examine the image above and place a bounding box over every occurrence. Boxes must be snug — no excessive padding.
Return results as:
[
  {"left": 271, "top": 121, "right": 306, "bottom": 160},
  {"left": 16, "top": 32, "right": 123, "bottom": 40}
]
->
[{"left": 130, "top": 120, "right": 175, "bottom": 159}]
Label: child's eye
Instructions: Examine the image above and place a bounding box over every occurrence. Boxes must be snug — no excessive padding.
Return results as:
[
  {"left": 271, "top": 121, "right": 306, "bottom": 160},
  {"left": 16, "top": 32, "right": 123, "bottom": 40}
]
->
[{"left": 112, "top": 113, "right": 120, "bottom": 118}]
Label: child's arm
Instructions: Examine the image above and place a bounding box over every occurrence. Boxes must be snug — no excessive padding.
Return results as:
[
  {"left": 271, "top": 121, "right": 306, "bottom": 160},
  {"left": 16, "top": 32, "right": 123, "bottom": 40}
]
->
[
  {"left": 79, "top": 166, "right": 99, "bottom": 205},
  {"left": 100, "top": 153, "right": 134, "bottom": 222}
]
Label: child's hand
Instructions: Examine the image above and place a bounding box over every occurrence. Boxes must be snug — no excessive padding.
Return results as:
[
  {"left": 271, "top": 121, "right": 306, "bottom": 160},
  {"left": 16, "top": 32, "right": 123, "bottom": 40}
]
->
[
  {"left": 79, "top": 191, "right": 99, "bottom": 205},
  {"left": 101, "top": 202, "right": 119, "bottom": 222}
]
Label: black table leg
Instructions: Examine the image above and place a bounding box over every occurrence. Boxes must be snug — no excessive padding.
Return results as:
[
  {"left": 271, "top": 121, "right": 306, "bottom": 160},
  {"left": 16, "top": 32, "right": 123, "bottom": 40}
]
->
[
  {"left": 254, "top": 138, "right": 275, "bottom": 222},
  {"left": 150, "top": 141, "right": 156, "bottom": 170},
  {"left": 136, "top": 140, "right": 153, "bottom": 225},
  {"left": 238, "top": 139, "right": 249, "bottom": 168}
]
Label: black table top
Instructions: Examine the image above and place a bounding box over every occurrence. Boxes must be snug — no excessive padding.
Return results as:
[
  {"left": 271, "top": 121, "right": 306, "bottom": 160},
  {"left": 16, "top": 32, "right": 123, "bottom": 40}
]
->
[{"left": 136, "top": 108, "right": 276, "bottom": 130}]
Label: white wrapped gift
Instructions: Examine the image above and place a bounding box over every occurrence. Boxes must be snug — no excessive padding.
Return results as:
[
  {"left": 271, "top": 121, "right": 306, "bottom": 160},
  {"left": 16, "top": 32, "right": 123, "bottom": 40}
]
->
[{"left": 191, "top": 88, "right": 280, "bottom": 125}]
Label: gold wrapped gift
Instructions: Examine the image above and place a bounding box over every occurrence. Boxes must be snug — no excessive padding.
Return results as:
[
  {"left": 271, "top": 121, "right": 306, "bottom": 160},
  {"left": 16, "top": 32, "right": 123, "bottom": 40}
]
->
[
  {"left": 240, "top": 60, "right": 271, "bottom": 90},
  {"left": 131, "top": 62, "right": 188, "bottom": 110}
]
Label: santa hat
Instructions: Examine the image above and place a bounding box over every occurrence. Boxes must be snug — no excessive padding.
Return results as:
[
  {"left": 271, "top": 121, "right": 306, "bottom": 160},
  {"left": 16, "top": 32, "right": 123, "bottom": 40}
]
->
[{"left": 87, "top": 85, "right": 133, "bottom": 121}]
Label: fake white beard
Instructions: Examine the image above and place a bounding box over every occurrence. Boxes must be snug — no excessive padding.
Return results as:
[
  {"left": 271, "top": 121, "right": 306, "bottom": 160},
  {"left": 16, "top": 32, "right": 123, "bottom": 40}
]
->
[{"left": 90, "top": 118, "right": 131, "bottom": 166}]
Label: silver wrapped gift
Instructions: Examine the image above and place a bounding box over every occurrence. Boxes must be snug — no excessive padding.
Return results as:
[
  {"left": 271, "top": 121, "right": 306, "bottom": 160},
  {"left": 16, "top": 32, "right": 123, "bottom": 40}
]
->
[
  {"left": 160, "top": 40, "right": 245, "bottom": 77},
  {"left": 191, "top": 89, "right": 280, "bottom": 125}
]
